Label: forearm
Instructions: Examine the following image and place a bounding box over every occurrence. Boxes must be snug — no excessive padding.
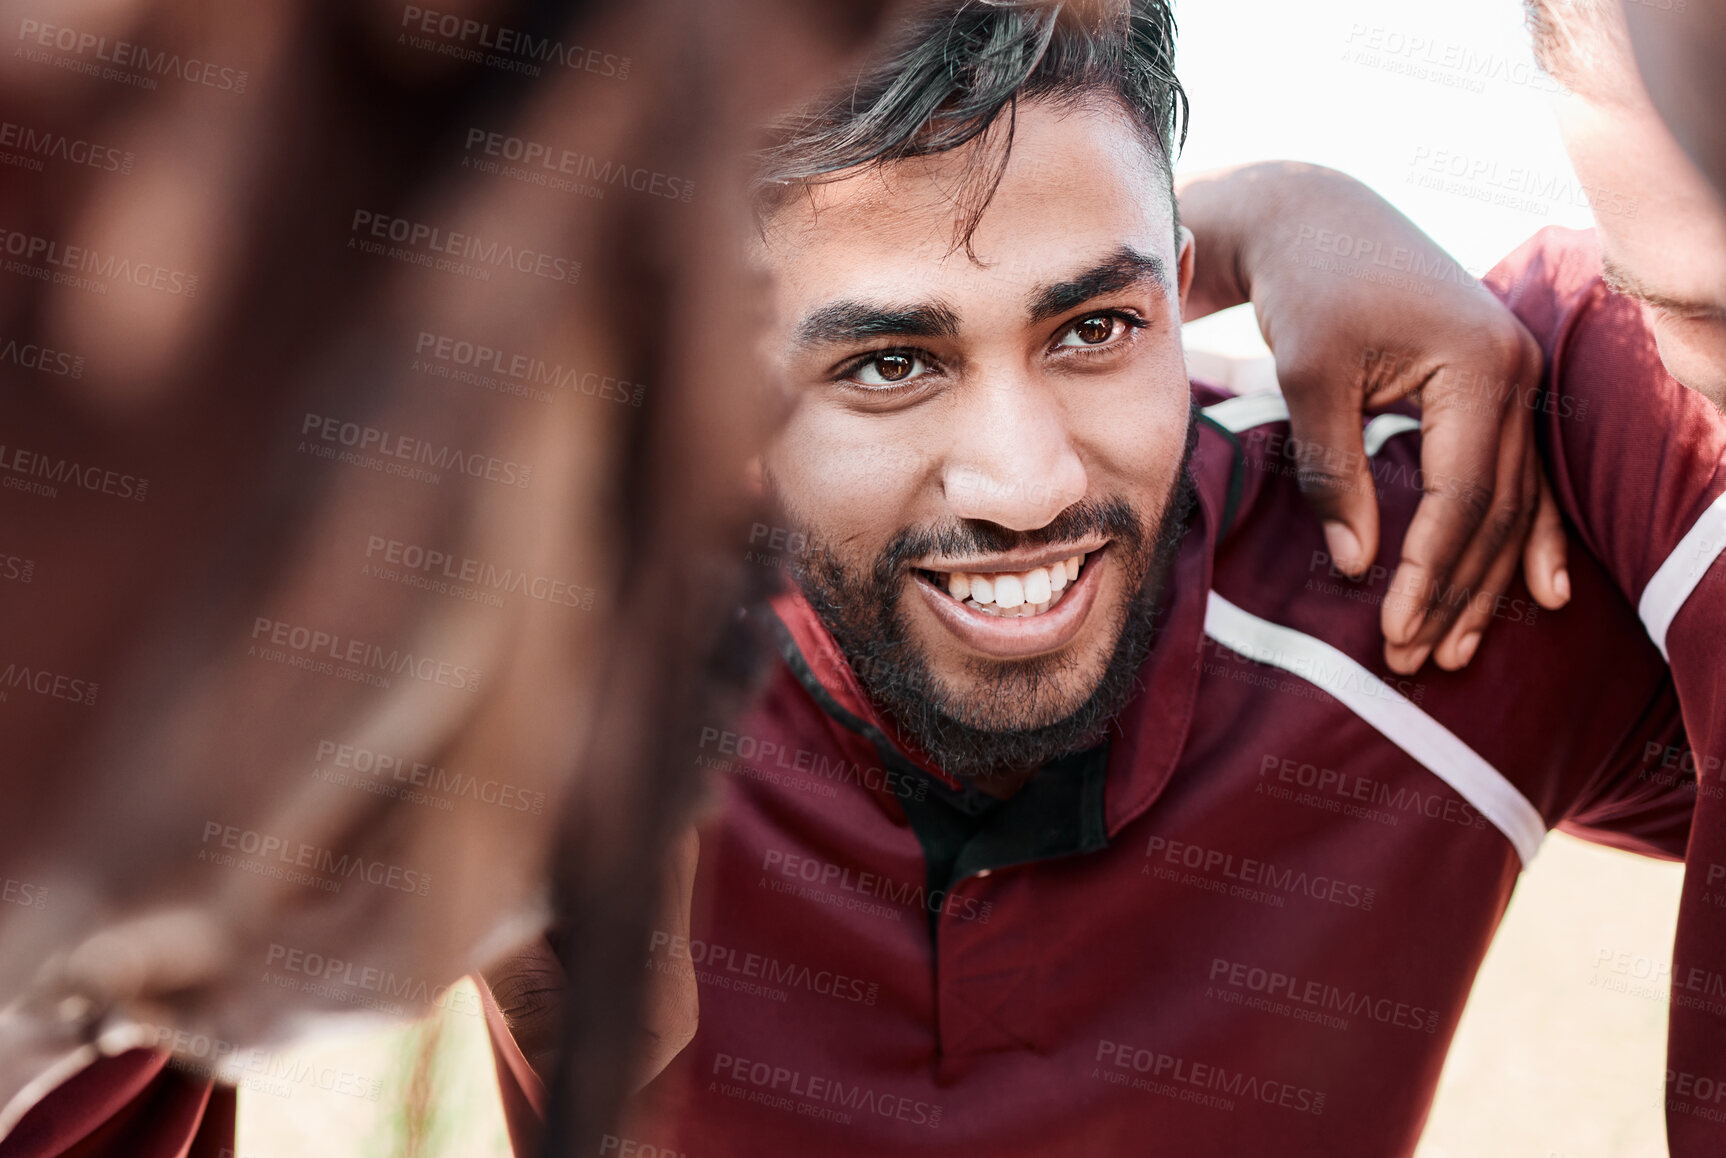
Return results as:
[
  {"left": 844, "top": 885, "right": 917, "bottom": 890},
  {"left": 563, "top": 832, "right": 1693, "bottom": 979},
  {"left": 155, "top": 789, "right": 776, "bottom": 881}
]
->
[
  {"left": 1175, "top": 162, "right": 1264, "bottom": 320},
  {"left": 1175, "top": 158, "right": 1561, "bottom": 665},
  {"left": 1177, "top": 161, "right": 1460, "bottom": 326}
]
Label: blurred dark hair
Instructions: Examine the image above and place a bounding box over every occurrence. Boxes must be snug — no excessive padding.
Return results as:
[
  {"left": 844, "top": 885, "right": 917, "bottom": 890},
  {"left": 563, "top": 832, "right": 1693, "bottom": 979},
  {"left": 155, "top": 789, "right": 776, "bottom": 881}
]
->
[{"left": 755, "top": 0, "right": 1188, "bottom": 248}]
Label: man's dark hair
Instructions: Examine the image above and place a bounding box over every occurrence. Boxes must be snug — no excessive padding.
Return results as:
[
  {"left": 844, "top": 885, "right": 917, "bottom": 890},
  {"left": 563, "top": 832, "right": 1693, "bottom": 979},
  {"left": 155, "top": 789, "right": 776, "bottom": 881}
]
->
[{"left": 755, "top": 0, "right": 1188, "bottom": 249}]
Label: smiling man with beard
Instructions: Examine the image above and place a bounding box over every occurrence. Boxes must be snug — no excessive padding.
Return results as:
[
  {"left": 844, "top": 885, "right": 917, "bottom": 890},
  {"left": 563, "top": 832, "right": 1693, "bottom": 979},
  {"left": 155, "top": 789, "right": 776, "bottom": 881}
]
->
[
  {"left": 751, "top": 8, "right": 1205, "bottom": 800},
  {"left": 792, "top": 481, "right": 1195, "bottom": 787},
  {"left": 602, "top": 2, "right": 1710, "bottom": 1154}
]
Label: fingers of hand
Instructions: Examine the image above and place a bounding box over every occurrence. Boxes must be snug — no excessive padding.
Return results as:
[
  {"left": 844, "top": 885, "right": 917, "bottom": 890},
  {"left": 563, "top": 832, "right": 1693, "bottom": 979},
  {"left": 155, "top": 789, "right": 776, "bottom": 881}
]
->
[
  {"left": 1384, "top": 397, "right": 1533, "bottom": 671},
  {"left": 1379, "top": 318, "right": 1539, "bottom": 646},
  {"left": 1522, "top": 473, "right": 1571, "bottom": 609},
  {"left": 666, "top": 827, "right": 701, "bottom": 928},
  {"left": 1430, "top": 436, "right": 1545, "bottom": 670},
  {"left": 1283, "top": 381, "right": 1380, "bottom": 577}
]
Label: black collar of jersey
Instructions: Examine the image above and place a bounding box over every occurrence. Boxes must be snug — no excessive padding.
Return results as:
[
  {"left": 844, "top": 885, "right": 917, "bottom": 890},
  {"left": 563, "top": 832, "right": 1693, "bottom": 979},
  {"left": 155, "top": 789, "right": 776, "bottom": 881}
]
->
[
  {"left": 756, "top": 600, "right": 1112, "bottom": 938},
  {"left": 747, "top": 400, "right": 1240, "bottom": 929}
]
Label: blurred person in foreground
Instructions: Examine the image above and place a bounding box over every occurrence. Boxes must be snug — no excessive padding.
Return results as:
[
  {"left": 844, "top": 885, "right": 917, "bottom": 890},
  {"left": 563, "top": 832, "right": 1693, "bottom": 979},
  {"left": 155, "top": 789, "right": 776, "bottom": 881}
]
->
[
  {"left": 0, "top": 0, "right": 904, "bottom": 1154},
  {"left": 470, "top": 4, "right": 1718, "bottom": 1154}
]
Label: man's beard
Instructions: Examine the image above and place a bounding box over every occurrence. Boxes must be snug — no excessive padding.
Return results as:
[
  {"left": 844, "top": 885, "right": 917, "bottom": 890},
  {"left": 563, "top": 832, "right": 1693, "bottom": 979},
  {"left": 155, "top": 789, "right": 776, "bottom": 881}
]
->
[{"left": 784, "top": 412, "right": 1199, "bottom": 783}]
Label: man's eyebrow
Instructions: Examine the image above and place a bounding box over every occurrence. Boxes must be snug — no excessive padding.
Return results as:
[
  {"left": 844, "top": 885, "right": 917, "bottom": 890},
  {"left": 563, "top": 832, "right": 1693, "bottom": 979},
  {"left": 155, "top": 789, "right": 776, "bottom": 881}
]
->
[
  {"left": 792, "top": 300, "right": 961, "bottom": 349},
  {"left": 1025, "top": 246, "right": 1169, "bottom": 325},
  {"left": 1602, "top": 255, "right": 1726, "bottom": 319}
]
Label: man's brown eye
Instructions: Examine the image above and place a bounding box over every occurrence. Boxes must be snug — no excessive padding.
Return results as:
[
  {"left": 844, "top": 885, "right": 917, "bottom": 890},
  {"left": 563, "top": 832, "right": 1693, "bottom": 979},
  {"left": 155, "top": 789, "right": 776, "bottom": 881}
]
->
[
  {"left": 1074, "top": 316, "right": 1114, "bottom": 344},
  {"left": 850, "top": 350, "right": 929, "bottom": 387},
  {"left": 871, "top": 353, "right": 914, "bottom": 381}
]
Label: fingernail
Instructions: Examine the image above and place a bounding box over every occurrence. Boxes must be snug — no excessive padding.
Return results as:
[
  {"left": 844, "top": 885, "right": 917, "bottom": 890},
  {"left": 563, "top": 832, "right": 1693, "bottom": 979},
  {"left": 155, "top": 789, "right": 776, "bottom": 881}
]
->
[
  {"left": 1553, "top": 569, "right": 1571, "bottom": 603},
  {"left": 1456, "top": 632, "right": 1480, "bottom": 667},
  {"left": 1384, "top": 613, "right": 1416, "bottom": 647},
  {"left": 1387, "top": 643, "right": 1430, "bottom": 675},
  {"left": 1324, "top": 521, "right": 1363, "bottom": 574}
]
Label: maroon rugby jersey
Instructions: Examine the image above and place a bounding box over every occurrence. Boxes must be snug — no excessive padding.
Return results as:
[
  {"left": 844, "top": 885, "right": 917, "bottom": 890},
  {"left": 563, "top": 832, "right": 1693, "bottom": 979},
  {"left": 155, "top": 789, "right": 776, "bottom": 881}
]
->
[
  {"left": 0, "top": 1049, "right": 232, "bottom": 1158},
  {"left": 1490, "top": 227, "right": 1726, "bottom": 1155},
  {"left": 614, "top": 369, "right": 1693, "bottom": 1156}
]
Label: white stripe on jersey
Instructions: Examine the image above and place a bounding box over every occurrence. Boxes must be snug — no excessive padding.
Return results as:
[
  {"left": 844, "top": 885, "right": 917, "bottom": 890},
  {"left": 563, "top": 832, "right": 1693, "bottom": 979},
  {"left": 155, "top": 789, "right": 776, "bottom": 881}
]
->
[
  {"left": 1197, "top": 390, "right": 1540, "bottom": 862},
  {"left": 1363, "top": 414, "right": 1421, "bottom": 456},
  {"left": 1201, "top": 389, "right": 1421, "bottom": 458},
  {"left": 1202, "top": 592, "right": 1547, "bottom": 867},
  {"left": 1202, "top": 390, "right": 1290, "bottom": 433},
  {"left": 1639, "top": 488, "right": 1726, "bottom": 661}
]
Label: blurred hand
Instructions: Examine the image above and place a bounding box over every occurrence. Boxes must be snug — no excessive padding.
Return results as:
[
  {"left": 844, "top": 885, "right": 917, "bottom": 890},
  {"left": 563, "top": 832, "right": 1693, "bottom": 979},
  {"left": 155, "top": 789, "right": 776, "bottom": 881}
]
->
[
  {"left": 633, "top": 826, "right": 701, "bottom": 1092},
  {"left": 1181, "top": 162, "right": 1571, "bottom": 673},
  {"left": 486, "top": 827, "right": 700, "bottom": 1092},
  {"left": 0, "top": 0, "right": 885, "bottom": 1146}
]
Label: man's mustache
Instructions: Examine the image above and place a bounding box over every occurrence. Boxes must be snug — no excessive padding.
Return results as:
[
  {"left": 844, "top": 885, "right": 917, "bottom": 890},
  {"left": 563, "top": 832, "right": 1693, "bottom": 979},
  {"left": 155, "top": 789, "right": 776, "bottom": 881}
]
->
[{"left": 871, "top": 497, "right": 1146, "bottom": 587}]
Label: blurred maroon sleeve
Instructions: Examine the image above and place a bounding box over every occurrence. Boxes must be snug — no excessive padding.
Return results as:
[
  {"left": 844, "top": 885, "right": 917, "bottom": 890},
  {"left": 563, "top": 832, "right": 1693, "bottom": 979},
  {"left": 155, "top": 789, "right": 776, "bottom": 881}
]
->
[
  {"left": 0, "top": 1051, "right": 232, "bottom": 1158},
  {"left": 481, "top": 981, "right": 546, "bottom": 1158}
]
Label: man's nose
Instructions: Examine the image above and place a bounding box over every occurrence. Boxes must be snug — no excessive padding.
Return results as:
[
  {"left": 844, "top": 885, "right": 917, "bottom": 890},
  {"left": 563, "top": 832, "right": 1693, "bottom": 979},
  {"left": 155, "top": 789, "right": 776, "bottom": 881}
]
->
[{"left": 941, "top": 379, "right": 1088, "bottom": 530}]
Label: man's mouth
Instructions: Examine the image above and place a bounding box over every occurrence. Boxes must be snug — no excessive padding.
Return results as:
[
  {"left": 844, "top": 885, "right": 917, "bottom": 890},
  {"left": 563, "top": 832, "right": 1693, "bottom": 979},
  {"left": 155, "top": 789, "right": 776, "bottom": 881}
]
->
[{"left": 922, "top": 551, "right": 1093, "bottom": 618}]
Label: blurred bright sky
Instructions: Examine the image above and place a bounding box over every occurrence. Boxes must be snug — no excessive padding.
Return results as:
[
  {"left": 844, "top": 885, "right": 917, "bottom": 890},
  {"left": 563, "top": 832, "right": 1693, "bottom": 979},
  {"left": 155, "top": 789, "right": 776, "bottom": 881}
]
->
[{"left": 1174, "top": 0, "right": 1597, "bottom": 355}]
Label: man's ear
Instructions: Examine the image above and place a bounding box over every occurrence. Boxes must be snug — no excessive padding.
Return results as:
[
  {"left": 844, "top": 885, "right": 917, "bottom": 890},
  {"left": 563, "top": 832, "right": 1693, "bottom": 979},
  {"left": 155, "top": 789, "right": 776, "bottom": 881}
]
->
[{"left": 1176, "top": 225, "right": 1196, "bottom": 315}]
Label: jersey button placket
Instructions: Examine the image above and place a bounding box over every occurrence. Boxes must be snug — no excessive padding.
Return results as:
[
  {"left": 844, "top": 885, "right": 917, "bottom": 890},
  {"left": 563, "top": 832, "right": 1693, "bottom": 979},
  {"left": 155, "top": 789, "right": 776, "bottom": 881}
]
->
[{"left": 934, "top": 869, "right": 1032, "bottom": 1062}]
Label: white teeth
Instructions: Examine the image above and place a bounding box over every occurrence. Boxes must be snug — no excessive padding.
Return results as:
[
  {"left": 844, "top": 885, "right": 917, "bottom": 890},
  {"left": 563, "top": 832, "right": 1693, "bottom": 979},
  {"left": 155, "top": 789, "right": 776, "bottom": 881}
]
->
[
  {"left": 937, "top": 551, "right": 1090, "bottom": 619},
  {"left": 1023, "top": 567, "right": 1052, "bottom": 604}
]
